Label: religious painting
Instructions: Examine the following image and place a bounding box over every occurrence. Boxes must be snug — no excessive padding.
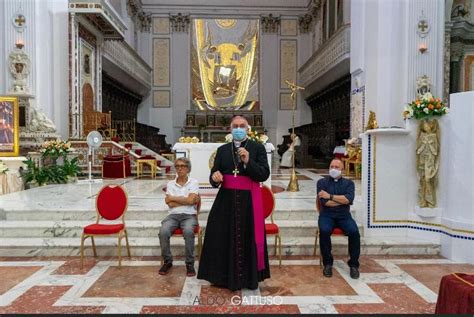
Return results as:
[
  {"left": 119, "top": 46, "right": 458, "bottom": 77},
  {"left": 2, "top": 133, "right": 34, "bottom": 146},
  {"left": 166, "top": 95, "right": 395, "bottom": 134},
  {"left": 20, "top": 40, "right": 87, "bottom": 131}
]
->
[
  {"left": 0, "top": 97, "right": 19, "bottom": 156},
  {"left": 191, "top": 18, "right": 259, "bottom": 110}
]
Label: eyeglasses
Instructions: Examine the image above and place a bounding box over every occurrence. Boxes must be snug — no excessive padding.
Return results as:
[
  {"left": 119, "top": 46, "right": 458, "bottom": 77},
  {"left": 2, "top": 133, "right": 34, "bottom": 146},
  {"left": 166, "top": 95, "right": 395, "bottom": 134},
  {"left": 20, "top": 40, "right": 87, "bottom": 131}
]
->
[{"left": 175, "top": 164, "right": 188, "bottom": 169}]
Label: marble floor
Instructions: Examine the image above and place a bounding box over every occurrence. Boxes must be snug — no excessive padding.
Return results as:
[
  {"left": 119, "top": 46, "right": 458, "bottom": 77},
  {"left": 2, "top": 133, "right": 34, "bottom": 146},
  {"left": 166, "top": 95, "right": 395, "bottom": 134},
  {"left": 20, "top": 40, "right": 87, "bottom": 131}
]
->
[{"left": 0, "top": 255, "right": 473, "bottom": 314}]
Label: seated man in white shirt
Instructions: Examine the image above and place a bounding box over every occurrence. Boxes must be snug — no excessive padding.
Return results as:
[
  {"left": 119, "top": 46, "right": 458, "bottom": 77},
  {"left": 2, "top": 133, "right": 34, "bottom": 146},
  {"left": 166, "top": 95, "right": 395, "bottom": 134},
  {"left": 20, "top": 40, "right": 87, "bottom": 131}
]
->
[{"left": 159, "top": 157, "right": 199, "bottom": 276}]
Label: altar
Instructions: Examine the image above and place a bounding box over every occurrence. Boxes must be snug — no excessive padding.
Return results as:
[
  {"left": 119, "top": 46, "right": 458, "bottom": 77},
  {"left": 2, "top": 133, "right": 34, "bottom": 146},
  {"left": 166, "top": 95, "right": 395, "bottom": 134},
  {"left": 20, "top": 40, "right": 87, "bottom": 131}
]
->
[{"left": 172, "top": 142, "right": 274, "bottom": 187}]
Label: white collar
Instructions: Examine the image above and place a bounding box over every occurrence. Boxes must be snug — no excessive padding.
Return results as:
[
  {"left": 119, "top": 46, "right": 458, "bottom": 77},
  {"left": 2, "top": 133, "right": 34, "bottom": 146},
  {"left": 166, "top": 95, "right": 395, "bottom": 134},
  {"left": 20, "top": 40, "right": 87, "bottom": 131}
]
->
[{"left": 174, "top": 176, "right": 190, "bottom": 187}]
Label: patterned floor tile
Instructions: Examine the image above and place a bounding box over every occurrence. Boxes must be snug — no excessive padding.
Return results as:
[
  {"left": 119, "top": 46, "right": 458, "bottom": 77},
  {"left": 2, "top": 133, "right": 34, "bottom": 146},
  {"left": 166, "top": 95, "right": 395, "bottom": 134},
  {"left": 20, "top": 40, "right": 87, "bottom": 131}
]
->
[
  {"left": 0, "top": 286, "right": 105, "bottom": 314},
  {"left": 0, "top": 266, "right": 43, "bottom": 295},
  {"left": 260, "top": 265, "right": 357, "bottom": 296},
  {"left": 334, "top": 284, "right": 436, "bottom": 314},
  {"left": 82, "top": 265, "right": 186, "bottom": 297},
  {"left": 399, "top": 263, "right": 474, "bottom": 293}
]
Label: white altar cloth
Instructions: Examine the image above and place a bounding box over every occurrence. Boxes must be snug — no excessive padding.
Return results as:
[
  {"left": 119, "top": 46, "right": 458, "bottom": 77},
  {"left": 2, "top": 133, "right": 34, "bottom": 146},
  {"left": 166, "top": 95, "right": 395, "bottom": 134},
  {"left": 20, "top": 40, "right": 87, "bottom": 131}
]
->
[{"left": 172, "top": 143, "right": 274, "bottom": 187}]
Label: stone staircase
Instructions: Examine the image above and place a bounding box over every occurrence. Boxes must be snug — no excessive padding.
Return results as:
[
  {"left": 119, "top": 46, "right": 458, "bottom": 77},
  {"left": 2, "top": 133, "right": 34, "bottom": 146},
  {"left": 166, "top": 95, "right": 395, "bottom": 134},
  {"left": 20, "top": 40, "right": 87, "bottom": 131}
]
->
[
  {"left": 0, "top": 204, "right": 440, "bottom": 257},
  {"left": 120, "top": 141, "right": 173, "bottom": 174}
]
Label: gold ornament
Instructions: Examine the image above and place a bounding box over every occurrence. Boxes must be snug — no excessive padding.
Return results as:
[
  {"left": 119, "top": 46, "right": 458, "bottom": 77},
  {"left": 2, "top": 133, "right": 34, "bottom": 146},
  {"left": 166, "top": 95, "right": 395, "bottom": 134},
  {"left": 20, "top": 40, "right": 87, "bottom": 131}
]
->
[{"left": 366, "top": 111, "right": 379, "bottom": 130}]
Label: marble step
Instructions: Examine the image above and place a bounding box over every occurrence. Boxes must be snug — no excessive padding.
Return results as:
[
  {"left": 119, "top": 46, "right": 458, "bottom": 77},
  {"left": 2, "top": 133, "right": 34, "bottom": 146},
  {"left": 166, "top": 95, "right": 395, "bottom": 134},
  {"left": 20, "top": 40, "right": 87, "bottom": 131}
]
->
[
  {"left": 0, "top": 236, "right": 440, "bottom": 257},
  {"left": 0, "top": 220, "right": 364, "bottom": 238},
  {"left": 2, "top": 208, "right": 343, "bottom": 222}
]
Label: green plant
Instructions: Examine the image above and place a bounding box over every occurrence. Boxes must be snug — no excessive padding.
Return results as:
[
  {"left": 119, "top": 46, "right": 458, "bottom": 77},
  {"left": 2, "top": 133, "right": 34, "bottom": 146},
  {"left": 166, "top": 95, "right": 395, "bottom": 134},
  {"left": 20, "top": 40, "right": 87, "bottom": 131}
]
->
[
  {"left": 23, "top": 156, "right": 78, "bottom": 187},
  {"left": 62, "top": 157, "right": 80, "bottom": 177}
]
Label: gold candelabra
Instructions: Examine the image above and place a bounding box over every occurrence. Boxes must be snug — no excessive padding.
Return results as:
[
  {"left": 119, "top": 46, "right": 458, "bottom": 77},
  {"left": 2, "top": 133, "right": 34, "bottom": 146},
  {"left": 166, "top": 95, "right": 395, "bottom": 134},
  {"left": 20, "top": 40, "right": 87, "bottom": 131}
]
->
[{"left": 285, "top": 80, "right": 304, "bottom": 192}]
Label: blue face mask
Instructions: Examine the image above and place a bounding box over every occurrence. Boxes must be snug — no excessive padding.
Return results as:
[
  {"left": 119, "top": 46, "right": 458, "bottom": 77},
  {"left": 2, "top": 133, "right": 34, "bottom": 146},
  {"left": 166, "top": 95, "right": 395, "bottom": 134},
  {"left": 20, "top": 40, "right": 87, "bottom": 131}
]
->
[{"left": 232, "top": 128, "right": 247, "bottom": 141}]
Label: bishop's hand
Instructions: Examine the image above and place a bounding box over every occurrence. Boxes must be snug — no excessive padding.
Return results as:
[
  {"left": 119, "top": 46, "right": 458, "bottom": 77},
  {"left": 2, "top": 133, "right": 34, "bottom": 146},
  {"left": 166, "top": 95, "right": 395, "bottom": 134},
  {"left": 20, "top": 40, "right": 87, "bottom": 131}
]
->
[
  {"left": 212, "top": 170, "right": 224, "bottom": 183},
  {"left": 237, "top": 147, "right": 249, "bottom": 164}
]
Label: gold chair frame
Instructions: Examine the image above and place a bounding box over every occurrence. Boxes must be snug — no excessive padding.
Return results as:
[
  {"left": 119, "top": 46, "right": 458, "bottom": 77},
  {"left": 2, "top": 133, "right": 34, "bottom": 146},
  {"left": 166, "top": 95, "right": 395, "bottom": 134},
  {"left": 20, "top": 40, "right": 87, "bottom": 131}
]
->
[{"left": 80, "top": 185, "right": 131, "bottom": 268}]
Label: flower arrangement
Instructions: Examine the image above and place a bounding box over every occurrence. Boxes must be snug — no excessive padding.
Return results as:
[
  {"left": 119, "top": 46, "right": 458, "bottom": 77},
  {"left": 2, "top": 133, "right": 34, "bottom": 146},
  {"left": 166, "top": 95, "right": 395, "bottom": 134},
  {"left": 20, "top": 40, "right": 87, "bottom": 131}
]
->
[
  {"left": 40, "top": 139, "right": 72, "bottom": 161},
  {"left": 225, "top": 126, "right": 269, "bottom": 144},
  {"left": 403, "top": 92, "right": 449, "bottom": 120},
  {"left": 0, "top": 160, "right": 8, "bottom": 174}
]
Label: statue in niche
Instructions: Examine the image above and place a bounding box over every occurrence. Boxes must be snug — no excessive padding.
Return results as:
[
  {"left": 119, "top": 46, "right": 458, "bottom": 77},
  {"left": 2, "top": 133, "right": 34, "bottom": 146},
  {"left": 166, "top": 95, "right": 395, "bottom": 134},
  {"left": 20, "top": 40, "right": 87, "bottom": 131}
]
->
[{"left": 416, "top": 119, "right": 440, "bottom": 208}]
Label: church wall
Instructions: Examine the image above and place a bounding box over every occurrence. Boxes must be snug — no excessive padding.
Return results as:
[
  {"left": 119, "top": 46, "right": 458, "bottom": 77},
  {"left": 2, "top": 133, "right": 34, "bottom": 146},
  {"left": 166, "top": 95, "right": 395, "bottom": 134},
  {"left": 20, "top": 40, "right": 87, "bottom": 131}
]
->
[
  {"left": 357, "top": 0, "right": 458, "bottom": 242},
  {"left": 438, "top": 92, "right": 474, "bottom": 263},
  {"left": 1, "top": 0, "right": 69, "bottom": 138},
  {"left": 141, "top": 12, "right": 308, "bottom": 147}
]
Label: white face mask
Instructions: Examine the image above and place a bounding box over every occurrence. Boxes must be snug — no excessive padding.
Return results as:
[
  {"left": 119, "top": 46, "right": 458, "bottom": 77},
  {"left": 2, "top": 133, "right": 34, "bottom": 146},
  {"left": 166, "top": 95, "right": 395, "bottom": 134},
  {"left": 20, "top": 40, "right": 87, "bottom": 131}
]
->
[{"left": 329, "top": 168, "right": 342, "bottom": 179}]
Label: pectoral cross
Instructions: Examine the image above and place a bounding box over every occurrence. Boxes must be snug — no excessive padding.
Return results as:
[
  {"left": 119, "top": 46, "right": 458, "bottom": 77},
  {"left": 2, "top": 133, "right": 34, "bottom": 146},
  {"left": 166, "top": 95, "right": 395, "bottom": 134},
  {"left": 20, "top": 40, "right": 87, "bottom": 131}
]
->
[{"left": 232, "top": 168, "right": 239, "bottom": 177}]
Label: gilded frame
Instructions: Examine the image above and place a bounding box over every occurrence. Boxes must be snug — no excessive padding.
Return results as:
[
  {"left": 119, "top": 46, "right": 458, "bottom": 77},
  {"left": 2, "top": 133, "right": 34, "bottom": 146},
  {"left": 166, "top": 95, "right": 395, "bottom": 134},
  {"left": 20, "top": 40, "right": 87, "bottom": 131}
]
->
[{"left": 0, "top": 96, "right": 19, "bottom": 156}]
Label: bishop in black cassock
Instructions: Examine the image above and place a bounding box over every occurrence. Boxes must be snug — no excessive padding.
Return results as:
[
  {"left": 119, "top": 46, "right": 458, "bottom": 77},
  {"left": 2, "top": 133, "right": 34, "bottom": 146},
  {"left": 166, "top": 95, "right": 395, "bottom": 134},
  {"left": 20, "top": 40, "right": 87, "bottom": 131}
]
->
[{"left": 197, "top": 138, "right": 270, "bottom": 291}]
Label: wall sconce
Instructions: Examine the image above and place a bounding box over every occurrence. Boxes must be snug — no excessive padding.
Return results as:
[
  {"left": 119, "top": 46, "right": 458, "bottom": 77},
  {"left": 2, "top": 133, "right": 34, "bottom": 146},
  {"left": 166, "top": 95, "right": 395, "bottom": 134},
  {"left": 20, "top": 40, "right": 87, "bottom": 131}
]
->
[
  {"left": 16, "top": 38, "right": 24, "bottom": 49},
  {"left": 419, "top": 43, "right": 428, "bottom": 54}
]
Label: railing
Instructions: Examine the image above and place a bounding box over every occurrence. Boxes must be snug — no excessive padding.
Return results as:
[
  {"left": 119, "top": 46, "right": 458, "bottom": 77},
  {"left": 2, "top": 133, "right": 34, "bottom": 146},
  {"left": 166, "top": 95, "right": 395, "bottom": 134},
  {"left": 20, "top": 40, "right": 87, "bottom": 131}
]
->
[
  {"left": 83, "top": 111, "right": 113, "bottom": 139},
  {"left": 103, "top": 40, "right": 152, "bottom": 89},
  {"left": 299, "top": 24, "right": 350, "bottom": 87},
  {"left": 112, "top": 119, "right": 136, "bottom": 142}
]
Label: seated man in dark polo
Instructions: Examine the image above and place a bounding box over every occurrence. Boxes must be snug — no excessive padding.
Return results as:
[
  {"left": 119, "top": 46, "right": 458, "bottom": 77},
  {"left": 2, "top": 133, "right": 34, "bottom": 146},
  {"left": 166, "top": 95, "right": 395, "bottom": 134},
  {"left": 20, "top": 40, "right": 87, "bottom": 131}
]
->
[{"left": 317, "top": 158, "right": 360, "bottom": 279}]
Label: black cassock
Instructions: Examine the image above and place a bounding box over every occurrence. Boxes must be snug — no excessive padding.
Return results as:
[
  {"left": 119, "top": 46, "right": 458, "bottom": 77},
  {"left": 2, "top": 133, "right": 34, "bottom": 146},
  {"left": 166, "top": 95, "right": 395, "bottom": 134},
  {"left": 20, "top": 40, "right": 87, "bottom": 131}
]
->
[{"left": 197, "top": 139, "right": 271, "bottom": 290}]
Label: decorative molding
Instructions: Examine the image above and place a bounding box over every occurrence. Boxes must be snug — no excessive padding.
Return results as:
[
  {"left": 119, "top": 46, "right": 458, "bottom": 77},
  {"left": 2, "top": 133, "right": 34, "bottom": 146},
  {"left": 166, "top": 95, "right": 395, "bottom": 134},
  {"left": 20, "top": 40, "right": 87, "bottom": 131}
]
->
[
  {"left": 153, "top": 90, "right": 171, "bottom": 108},
  {"left": 309, "top": 0, "right": 322, "bottom": 18},
  {"left": 69, "top": 0, "right": 126, "bottom": 39},
  {"left": 260, "top": 14, "right": 280, "bottom": 33},
  {"left": 280, "top": 92, "right": 294, "bottom": 110},
  {"left": 170, "top": 13, "right": 190, "bottom": 33},
  {"left": 103, "top": 40, "right": 152, "bottom": 89},
  {"left": 153, "top": 17, "right": 170, "bottom": 34},
  {"left": 416, "top": 75, "right": 432, "bottom": 99},
  {"left": 8, "top": 44, "right": 30, "bottom": 94},
  {"left": 298, "top": 14, "right": 313, "bottom": 33},
  {"left": 280, "top": 19, "right": 297, "bottom": 36},
  {"left": 127, "top": 0, "right": 151, "bottom": 32},
  {"left": 280, "top": 39, "right": 297, "bottom": 89},
  {"left": 153, "top": 38, "right": 170, "bottom": 87},
  {"left": 416, "top": 11, "right": 430, "bottom": 38},
  {"left": 299, "top": 25, "right": 350, "bottom": 87}
]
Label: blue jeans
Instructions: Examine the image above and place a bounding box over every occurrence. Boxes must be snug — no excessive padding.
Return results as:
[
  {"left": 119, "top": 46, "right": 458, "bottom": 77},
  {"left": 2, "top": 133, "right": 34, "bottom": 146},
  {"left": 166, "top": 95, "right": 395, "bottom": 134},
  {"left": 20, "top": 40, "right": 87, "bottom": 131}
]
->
[
  {"left": 318, "top": 210, "right": 360, "bottom": 268},
  {"left": 159, "top": 214, "right": 197, "bottom": 264}
]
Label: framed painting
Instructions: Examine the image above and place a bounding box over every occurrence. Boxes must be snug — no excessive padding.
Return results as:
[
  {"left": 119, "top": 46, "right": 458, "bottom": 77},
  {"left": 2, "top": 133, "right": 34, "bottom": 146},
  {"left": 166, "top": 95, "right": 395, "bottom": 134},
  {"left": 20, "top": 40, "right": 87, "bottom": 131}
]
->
[{"left": 0, "top": 96, "right": 19, "bottom": 156}]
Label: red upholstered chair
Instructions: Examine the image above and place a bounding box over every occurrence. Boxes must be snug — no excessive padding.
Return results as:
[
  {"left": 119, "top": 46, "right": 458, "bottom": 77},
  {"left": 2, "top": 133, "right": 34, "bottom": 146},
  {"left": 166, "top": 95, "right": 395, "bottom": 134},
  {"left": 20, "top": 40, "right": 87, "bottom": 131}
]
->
[
  {"left": 161, "top": 195, "right": 203, "bottom": 265},
  {"left": 262, "top": 185, "right": 282, "bottom": 267},
  {"left": 80, "top": 185, "right": 131, "bottom": 268},
  {"left": 102, "top": 154, "right": 131, "bottom": 178},
  {"left": 313, "top": 198, "right": 347, "bottom": 266}
]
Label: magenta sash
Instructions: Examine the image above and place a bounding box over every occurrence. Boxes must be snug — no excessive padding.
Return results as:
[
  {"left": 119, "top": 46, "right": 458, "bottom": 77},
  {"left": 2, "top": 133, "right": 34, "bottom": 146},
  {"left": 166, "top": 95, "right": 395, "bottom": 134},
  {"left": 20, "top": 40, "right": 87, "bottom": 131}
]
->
[{"left": 222, "top": 175, "right": 265, "bottom": 271}]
